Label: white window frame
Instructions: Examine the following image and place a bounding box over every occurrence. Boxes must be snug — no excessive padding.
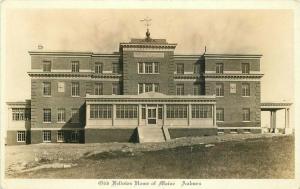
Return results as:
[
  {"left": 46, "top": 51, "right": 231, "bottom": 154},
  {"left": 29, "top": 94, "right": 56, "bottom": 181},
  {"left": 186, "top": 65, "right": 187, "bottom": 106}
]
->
[
  {"left": 71, "top": 82, "right": 80, "bottom": 97},
  {"left": 43, "top": 109, "right": 51, "bottom": 123},
  {"left": 216, "top": 83, "right": 224, "bottom": 97},
  {"left": 138, "top": 62, "right": 159, "bottom": 74},
  {"left": 43, "top": 82, "right": 51, "bottom": 96},
  {"left": 17, "top": 131, "right": 26, "bottom": 142},
  {"left": 216, "top": 63, "right": 224, "bottom": 74},
  {"left": 216, "top": 108, "right": 224, "bottom": 122},
  {"left": 242, "top": 108, "right": 251, "bottom": 122},
  {"left": 242, "top": 83, "right": 250, "bottom": 97},
  {"left": 57, "top": 130, "right": 64, "bottom": 142},
  {"left": 176, "top": 84, "right": 184, "bottom": 95},
  {"left": 116, "top": 105, "right": 138, "bottom": 119},
  {"left": 90, "top": 105, "right": 112, "bottom": 119},
  {"left": 191, "top": 105, "right": 212, "bottom": 118},
  {"left": 166, "top": 105, "right": 187, "bottom": 118},
  {"left": 95, "top": 83, "right": 103, "bottom": 95},
  {"left": 176, "top": 64, "right": 184, "bottom": 74},
  {"left": 95, "top": 62, "right": 103, "bottom": 74},
  {"left": 71, "top": 61, "right": 79, "bottom": 72},
  {"left": 242, "top": 63, "right": 250, "bottom": 74},
  {"left": 57, "top": 108, "right": 66, "bottom": 123},
  {"left": 12, "top": 108, "right": 25, "bottom": 121},
  {"left": 138, "top": 83, "right": 159, "bottom": 94},
  {"left": 43, "top": 61, "right": 51, "bottom": 72},
  {"left": 71, "top": 109, "right": 80, "bottom": 123},
  {"left": 43, "top": 130, "right": 51, "bottom": 142}
]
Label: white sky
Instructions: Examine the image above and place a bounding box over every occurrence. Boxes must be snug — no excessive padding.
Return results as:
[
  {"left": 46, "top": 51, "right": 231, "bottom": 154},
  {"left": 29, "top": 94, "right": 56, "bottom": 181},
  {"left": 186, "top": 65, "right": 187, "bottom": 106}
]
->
[{"left": 3, "top": 9, "right": 294, "bottom": 103}]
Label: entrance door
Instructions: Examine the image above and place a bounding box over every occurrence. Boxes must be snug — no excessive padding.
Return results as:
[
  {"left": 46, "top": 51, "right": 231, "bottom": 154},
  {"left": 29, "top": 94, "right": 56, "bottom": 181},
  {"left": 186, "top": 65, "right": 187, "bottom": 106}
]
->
[{"left": 147, "top": 107, "right": 157, "bottom": 125}]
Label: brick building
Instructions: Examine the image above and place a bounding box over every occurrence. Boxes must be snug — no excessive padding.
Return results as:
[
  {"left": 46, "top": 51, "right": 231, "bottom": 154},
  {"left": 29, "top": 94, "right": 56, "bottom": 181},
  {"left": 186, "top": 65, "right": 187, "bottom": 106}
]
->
[{"left": 6, "top": 31, "right": 275, "bottom": 145}]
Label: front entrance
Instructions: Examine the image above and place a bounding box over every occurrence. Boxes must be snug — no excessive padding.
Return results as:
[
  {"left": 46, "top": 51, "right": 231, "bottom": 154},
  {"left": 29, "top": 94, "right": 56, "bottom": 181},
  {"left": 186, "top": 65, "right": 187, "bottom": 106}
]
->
[{"left": 147, "top": 107, "right": 157, "bottom": 125}]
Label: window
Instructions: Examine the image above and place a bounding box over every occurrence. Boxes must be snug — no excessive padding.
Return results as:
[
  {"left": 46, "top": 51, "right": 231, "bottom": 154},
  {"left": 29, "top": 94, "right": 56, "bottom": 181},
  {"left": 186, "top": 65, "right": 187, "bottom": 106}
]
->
[
  {"left": 142, "top": 106, "right": 146, "bottom": 119},
  {"left": 138, "top": 83, "right": 159, "bottom": 94},
  {"left": 242, "top": 63, "right": 250, "bottom": 74},
  {"left": 95, "top": 63, "right": 103, "bottom": 74},
  {"left": 138, "top": 62, "right": 143, "bottom": 73},
  {"left": 71, "top": 82, "right": 80, "bottom": 97},
  {"left": 12, "top": 108, "right": 24, "bottom": 121},
  {"left": 43, "top": 109, "right": 51, "bottom": 123},
  {"left": 242, "top": 83, "right": 250, "bottom": 96},
  {"left": 112, "top": 83, "right": 120, "bottom": 95},
  {"left": 43, "top": 61, "right": 51, "bottom": 72},
  {"left": 216, "top": 108, "right": 224, "bottom": 121},
  {"left": 216, "top": 83, "right": 224, "bottom": 97},
  {"left": 154, "top": 62, "right": 159, "bottom": 73},
  {"left": 17, "top": 131, "right": 26, "bottom": 142},
  {"left": 158, "top": 106, "right": 163, "bottom": 119},
  {"left": 176, "top": 64, "right": 184, "bottom": 74},
  {"left": 138, "top": 62, "right": 159, "bottom": 74},
  {"left": 145, "top": 63, "right": 153, "bottom": 73},
  {"left": 216, "top": 63, "right": 223, "bottom": 74},
  {"left": 166, "top": 105, "right": 187, "bottom": 118},
  {"left": 95, "top": 83, "right": 103, "bottom": 95},
  {"left": 116, "top": 105, "right": 138, "bottom": 119},
  {"left": 71, "top": 109, "right": 80, "bottom": 123},
  {"left": 90, "top": 105, "right": 112, "bottom": 119},
  {"left": 145, "top": 83, "right": 153, "bottom": 92},
  {"left": 57, "top": 108, "right": 66, "bottom": 123},
  {"left": 176, "top": 84, "right": 184, "bottom": 95},
  {"left": 57, "top": 131, "right": 64, "bottom": 142},
  {"left": 43, "top": 130, "right": 51, "bottom": 142},
  {"left": 243, "top": 108, "right": 250, "bottom": 121},
  {"left": 192, "top": 105, "right": 212, "bottom": 118},
  {"left": 193, "top": 84, "right": 201, "bottom": 95},
  {"left": 43, "top": 82, "right": 51, "bottom": 96},
  {"left": 112, "top": 63, "right": 119, "bottom": 74},
  {"left": 71, "top": 61, "right": 79, "bottom": 72},
  {"left": 57, "top": 82, "right": 65, "bottom": 93},
  {"left": 194, "top": 64, "right": 201, "bottom": 74}
]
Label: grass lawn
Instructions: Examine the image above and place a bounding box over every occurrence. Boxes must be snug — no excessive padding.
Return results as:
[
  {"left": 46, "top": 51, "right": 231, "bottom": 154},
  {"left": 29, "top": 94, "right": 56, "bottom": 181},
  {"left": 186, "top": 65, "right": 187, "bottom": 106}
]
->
[{"left": 10, "top": 135, "right": 294, "bottom": 179}]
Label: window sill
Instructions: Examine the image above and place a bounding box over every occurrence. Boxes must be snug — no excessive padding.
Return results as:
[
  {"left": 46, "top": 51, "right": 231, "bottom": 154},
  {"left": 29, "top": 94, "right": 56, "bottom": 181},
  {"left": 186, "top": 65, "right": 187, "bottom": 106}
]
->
[
  {"left": 216, "top": 96, "right": 224, "bottom": 97},
  {"left": 242, "top": 121, "right": 251, "bottom": 122},
  {"left": 71, "top": 96, "right": 81, "bottom": 98},
  {"left": 43, "top": 122, "right": 52, "bottom": 124},
  {"left": 57, "top": 122, "right": 66, "bottom": 124},
  {"left": 217, "top": 121, "right": 224, "bottom": 122},
  {"left": 17, "top": 141, "right": 26, "bottom": 143},
  {"left": 43, "top": 141, "right": 51, "bottom": 143},
  {"left": 43, "top": 95, "right": 52, "bottom": 97},
  {"left": 242, "top": 96, "right": 251, "bottom": 97}
]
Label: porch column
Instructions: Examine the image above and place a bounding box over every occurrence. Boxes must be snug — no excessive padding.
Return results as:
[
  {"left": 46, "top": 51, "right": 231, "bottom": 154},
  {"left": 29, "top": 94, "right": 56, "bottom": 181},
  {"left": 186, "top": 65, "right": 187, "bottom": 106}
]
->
[
  {"left": 188, "top": 104, "right": 192, "bottom": 126},
  {"left": 213, "top": 104, "right": 217, "bottom": 127},
  {"left": 138, "top": 104, "right": 141, "bottom": 126},
  {"left": 112, "top": 104, "right": 116, "bottom": 126},
  {"left": 284, "top": 108, "right": 291, "bottom": 134},
  {"left": 270, "top": 110, "right": 277, "bottom": 133},
  {"left": 86, "top": 104, "right": 90, "bottom": 126},
  {"left": 163, "top": 104, "right": 167, "bottom": 126}
]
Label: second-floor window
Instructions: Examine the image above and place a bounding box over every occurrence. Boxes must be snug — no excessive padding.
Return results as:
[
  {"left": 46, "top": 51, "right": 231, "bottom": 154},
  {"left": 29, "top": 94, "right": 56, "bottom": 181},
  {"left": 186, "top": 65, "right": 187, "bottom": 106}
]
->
[
  {"left": 216, "top": 63, "right": 223, "bottom": 74},
  {"left": 12, "top": 108, "right": 30, "bottom": 121},
  {"left": 43, "top": 109, "right": 51, "bottom": 123},
  {"left": 176, "top": 84, "right": 184, "bottom": 95},
  {"left": 71, "top": 109, "right": 80, "bottom": 123},
  {"left": 138, "top": 83, "right": 159, "bottom": 94},
  {"left": 216, "top": 83, "right": 224, "bottom": 96},
  {"left": 57, "top": 108, "right": 66, "bottom": 123},
  {"left": 242, "top": 83, "right": 250, "bottom": 96},
  {"left": 71, "top": 82, "right": 80, "bottom": 97},
  {"left": 43, "top": 61, "right": 51, "bottom": 72},
  {"left": 95, "top": 83, "right": 103, "bottom": 95},
  {"left": 95, "top": 63, "right": 103, "bottom": 74},
  {"left": 242, "top": 63, "right": 250, "bottom": 74},
  {"left": 71, "top": 61, "right": 79, "bottom": 72},
  {"left": 43, "top": 82, "right": 51, "bottom": 96},
  {"left": 176, "top": 64, "right": 184, "bottom": 74}
]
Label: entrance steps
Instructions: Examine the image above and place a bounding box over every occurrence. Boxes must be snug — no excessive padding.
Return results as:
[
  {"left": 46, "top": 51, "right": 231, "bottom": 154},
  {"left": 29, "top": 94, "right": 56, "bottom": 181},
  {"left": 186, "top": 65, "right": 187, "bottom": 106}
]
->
[{"left": 137, "top": 126, "right": 170, "bottom": 143}]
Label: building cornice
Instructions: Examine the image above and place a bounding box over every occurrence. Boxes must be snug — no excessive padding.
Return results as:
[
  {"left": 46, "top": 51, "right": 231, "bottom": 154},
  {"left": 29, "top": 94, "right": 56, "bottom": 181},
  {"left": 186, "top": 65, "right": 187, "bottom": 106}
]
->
[{"left": 204, "top": 53, "right": 263, "bottom": 59}]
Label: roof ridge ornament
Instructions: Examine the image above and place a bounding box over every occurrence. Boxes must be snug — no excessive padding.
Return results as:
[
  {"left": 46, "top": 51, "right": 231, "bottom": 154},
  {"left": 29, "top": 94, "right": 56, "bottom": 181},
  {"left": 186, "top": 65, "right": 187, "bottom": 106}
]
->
[{"left": 140, "top": 17, "right": 152, "bottom": 41}]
